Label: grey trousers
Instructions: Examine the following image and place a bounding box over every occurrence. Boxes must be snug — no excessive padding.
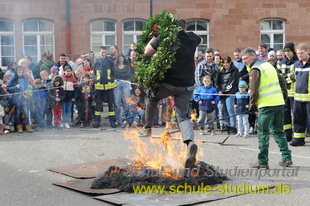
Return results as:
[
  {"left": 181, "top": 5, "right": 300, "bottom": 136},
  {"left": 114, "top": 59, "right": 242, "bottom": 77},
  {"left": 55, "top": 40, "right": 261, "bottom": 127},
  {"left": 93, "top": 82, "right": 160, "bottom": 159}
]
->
[{"left": 145, "top": 83, "right": 195, "bottom": 141}]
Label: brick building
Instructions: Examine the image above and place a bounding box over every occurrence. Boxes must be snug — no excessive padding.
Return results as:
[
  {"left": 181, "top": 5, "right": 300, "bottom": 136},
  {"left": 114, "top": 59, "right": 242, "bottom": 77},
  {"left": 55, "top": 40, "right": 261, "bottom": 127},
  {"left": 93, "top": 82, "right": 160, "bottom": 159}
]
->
[{"left": 0, "top": 0, "right": 310, "bottom": 68}]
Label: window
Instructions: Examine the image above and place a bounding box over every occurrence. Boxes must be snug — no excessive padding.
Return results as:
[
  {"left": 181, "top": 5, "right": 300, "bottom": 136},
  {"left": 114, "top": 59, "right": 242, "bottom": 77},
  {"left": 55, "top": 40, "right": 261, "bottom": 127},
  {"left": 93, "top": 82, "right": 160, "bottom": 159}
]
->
[
  {"left": 122, "top": 19, "right": 146, "bottom": 53},
  {"left": 260, "top": 19, "right": 285, "bottom": 51},
  {"left": 186, "top": 20, "right": 209, "bottom": 53},
  {"left": 0, "top": 19, "right": 15, "bottom": 67},
  {"left": 91, "top": 19, "right": 116, "bottom": 55},
  {"left": 23, "top": 19, "right": 54, "bottom": 64}
]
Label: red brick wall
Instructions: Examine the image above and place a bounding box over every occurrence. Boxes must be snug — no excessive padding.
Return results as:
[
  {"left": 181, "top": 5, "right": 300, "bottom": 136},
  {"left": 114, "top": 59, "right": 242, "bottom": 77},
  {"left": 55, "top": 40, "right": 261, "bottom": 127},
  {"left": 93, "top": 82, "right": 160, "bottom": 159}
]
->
[{"left": 0, "top": 0, "right": 310, "bottom": 61}]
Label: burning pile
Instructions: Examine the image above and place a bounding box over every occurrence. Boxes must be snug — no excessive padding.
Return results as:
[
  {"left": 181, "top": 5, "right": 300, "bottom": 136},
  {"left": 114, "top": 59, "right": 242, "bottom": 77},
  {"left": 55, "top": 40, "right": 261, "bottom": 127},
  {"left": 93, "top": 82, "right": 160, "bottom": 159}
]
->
[
  {"left": 91, "top": 129, "right": 228, "bottom": 192},
  {"left": 91, "top": 161, "right": 228, "bottom": 192}
]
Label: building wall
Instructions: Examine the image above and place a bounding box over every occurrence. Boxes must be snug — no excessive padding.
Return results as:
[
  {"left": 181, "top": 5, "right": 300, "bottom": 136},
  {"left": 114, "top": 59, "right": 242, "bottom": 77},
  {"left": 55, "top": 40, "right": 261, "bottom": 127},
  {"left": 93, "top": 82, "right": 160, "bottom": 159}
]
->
[{"left": 0, "top": 0, "right": 310, "bottom": 62}]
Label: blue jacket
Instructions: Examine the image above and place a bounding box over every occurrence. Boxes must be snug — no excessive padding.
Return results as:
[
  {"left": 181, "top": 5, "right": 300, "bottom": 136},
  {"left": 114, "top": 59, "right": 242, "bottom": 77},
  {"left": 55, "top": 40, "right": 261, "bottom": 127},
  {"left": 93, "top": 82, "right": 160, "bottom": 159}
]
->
[
  {"left": 194, "top": 86, "right": 219, "bottom": 112},
  {"left": 234, "top": 91, "right": 249, "bottom": 113},
  {"left": 7, "top": 73, "right": 30, "bottom": 106}
]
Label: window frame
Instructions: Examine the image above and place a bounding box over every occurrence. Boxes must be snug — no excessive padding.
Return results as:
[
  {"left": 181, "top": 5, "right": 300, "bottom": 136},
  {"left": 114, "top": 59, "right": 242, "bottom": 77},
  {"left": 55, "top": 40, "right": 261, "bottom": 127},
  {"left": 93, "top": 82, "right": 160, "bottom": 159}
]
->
[
  {"left": 22, "top": 19, "right": 54, "bottom": 64},
  {"left": 0, "top": 19, "right": 15, "bottom": 68},
  {"left": 122, "top": 19, "right": 147, "bottom": 53},
  {"left": 260, "top": 19, "right": 286, "bottom": 50},
  {"left": 185, "top": 19, "right": 209, "bottom": 54},
  {"left": 90, "top": 19, "right": 117, "bottom": 56}
]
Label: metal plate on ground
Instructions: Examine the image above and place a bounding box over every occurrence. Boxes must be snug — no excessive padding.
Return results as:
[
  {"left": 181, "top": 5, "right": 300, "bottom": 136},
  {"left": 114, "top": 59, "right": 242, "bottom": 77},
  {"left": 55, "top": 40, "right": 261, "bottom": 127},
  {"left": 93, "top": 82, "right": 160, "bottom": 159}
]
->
[
  {"left": 94, "top": 178, "right": 276, "bottom": 206},
  {"left": 48, "top": 158, "right": 130, "bottom": 178},
  {"left": 53, "top": 178, "right": 121, "bottom": 195}
]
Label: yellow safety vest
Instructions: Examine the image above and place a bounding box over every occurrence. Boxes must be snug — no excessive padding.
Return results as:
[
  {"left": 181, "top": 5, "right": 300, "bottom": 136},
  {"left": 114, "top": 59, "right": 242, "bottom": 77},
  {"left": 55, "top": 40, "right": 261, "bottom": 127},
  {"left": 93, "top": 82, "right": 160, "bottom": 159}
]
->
[{"left": 252, "top": 61, "right": 285, "bottom": 108}]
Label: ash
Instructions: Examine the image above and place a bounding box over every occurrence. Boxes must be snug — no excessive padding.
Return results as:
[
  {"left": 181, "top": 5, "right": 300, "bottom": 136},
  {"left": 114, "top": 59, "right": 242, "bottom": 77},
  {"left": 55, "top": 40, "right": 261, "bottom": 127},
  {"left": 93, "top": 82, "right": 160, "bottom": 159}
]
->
[{"left": 91, "top": 161, "right": 228, "bottom": 193}]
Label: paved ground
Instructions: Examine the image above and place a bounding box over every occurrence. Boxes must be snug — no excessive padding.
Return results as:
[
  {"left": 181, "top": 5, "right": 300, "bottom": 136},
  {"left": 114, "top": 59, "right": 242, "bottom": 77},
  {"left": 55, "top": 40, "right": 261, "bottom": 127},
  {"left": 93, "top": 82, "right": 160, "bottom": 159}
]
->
[{"left": 0, "top": 118, "right": 309, "bottom": 206}]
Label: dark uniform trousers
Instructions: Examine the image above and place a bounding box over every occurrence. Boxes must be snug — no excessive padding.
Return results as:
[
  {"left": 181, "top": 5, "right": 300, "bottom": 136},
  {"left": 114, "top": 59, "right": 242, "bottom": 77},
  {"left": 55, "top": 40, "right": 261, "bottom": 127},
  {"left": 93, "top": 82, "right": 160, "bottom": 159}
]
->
[
  {"left": 283, "top": 97, "right": 294, "bottom": 141},
  {"left": 94, "top": 89, "right": 116, "bottom": 127}
]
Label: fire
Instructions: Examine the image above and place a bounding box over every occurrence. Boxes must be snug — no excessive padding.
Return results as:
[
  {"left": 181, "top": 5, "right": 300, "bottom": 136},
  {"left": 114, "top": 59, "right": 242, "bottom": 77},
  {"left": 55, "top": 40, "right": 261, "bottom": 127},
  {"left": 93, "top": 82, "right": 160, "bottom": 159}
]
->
[
  {"left": 123, "top": 127, "right": 203, "bottom": 179},
  {"left": 109, "top": 167, "right": 121, "bottom": 176}
]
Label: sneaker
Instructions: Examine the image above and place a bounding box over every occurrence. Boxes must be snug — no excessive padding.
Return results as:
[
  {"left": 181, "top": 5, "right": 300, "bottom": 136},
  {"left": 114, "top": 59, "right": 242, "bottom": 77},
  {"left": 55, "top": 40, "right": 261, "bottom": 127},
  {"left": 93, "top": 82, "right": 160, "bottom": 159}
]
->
[
  {"left": 139, "top": 127, "right": 152, "bottom": 137},
  {"left": 131, "top": 122, "right": 137, "bottom": 128},
  {"left": 185, "top": 141, "right": 198, "bottom": 168},
  {"left": 80, "top": 122, "right": 85, "bottom": 128},
  {"left": 243, "top": 133, "right": 250, "bottom": 138},
  {"left": 111, "top": 121, "right": 117, "bottom": 128},
  {"left": 93, "top": 124, "right": 99, "bottom": 128},
  {"left": 250, "top": 162, "right": 269, "bottom": 169},
  {"left": 290, "top": 138, "right": 305, "bottom": 146},
  {"left": 199, "top": 128, "right": 206, "bottom": 135},
  {"left": 4, "top": 130, "right": 9, "bottom": 134},
  {"left": 249, "top": 127, "right": 254, "bottom": 134},
  {"left": 64, "top": 123, "right": 70, "bottom": 129},
  {"left": 57, "top": 126, "right": 63, "bottom": 130},
  {"left": 235, "top": 133, "right": 242, "bottom": 137},
  {"left": 279, "top": 160, "right": 293, "bottom": 167}
]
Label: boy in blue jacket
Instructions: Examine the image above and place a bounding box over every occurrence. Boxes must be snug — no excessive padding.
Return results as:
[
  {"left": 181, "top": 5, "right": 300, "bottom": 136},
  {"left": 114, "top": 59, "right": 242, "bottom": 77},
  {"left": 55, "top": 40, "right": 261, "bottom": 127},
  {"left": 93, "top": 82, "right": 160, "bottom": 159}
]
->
[
  {"left": 234, "top": 80, "right": 250, "bottom": 138},
  {"left": 194, "top": 75, "right": 219, "bottom": 135}
]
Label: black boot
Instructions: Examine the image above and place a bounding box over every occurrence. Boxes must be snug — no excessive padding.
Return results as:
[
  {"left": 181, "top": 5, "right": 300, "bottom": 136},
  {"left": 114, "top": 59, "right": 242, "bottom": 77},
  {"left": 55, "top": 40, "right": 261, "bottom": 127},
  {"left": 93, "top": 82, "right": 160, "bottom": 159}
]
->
[
  {"left": 232, "top": 127, "right": 237, "bottom": 134},
  {"left": 285, "top": 129, "right": 293, "bottom": 142},
  {"left": 290, "top": 138, "right": 305, "bottom": 146},
  {"left": 227, "top": 126, "right": 232, "bottom": 134}
]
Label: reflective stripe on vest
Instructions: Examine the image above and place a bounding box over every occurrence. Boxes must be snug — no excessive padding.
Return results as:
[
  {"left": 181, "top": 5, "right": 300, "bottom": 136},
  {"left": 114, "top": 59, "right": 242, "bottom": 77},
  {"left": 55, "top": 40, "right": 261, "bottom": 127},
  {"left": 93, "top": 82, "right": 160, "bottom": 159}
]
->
[{"left": 252, "top": 61, "right": 285, "bottom": 108}]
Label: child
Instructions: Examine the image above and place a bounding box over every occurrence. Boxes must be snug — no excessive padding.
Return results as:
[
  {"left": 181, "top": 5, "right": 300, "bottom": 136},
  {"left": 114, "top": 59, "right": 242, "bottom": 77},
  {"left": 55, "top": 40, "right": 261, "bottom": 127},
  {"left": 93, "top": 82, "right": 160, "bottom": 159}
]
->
[
  {"left": 50, "top": 65, "right": 59, "bottom": 78},
  {"left": 6, "top": 66, "right": 33, "bottom": 133},
  {"left": 61, "top": 66, "right": 78, "bottom": 128},
  {"left": 194, "top": 75, "right": 219, "bottom": 135},
  {"left": 0, "top": 85, "right": 6, "bottom": 134},
  {"left": 48, "top": 75, "right": 65, "bottom": 130},
  {"left": 130, "top": 86, "right": 146, "bottom": 124},
  {"left": 234, "top": 80, "right": 250, "bottom": 138},
  {"left": 78, "top": 74, "right": 95, "bottom": 127},
  {"left": 40, "top": 70, "right": 53, "bottom": 128},
  {"left": 3, "top": 101, "right": 15, "bottom": 133},
  {"left": 120, "top": 97, "right": 141, "bottom": 128},
  {"left": 34, "top": 79, "right": 47, "bottom": 131}
]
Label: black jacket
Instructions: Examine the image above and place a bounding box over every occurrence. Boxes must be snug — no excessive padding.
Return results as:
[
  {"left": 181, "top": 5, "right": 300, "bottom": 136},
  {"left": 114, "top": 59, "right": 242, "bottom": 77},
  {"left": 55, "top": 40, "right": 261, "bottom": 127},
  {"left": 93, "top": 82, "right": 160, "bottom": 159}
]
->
[{"left": 218, "top": 64, "right": 239, "bottom": 95}]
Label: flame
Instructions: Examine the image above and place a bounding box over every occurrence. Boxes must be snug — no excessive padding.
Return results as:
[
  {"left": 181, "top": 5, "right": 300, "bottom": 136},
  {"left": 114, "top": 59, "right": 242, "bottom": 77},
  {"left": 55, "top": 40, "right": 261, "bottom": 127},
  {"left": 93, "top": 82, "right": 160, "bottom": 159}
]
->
[
  {"left": 123, "top": 127, "right": 203, "bottom": 179},
  {"left": 110, "top": 167, "right": 121, "bottom": 176}
]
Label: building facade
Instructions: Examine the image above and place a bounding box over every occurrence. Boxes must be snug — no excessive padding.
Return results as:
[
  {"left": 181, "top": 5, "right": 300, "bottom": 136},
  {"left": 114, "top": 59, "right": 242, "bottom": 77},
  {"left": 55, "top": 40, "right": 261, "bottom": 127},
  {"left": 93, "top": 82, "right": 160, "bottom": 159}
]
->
[{"left": 0, "top": 0, "right": 310, "bottom": 68}]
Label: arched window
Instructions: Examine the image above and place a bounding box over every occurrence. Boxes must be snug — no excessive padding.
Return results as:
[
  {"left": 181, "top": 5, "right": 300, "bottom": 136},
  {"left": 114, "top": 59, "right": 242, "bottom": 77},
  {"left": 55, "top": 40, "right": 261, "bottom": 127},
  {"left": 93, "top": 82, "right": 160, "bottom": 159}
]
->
[
  {"left": 122, "top": 19, "right": 146, "bottom": 53},
  {"left": 90, "top": 19, "right": 116, "bottom": 55},
  {"left": 0, "top": 19, "right": 15, "bottom": 67},
  {"left": 186, "top": 20, "right": 209, "bottom": 53},
  {"left": 23, "top": 19, "right": 54, "bottom": 64},
  {"left": 260, "top": 19, "right": 285, "bottom": 50}
]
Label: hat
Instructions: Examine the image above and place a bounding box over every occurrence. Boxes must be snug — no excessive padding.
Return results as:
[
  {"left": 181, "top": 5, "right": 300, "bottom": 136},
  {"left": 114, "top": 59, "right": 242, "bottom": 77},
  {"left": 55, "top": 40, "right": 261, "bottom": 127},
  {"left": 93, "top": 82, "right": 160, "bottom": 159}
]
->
[
  {"left": 50, "top": 65, "right": 59, "bottom": 74},
  {"left": 268, "top": 51, "right": 275, "bottom": 58},
  {"left": 238, "top": 80, "right": 247, "bottom": 88},
  {"left": 284, "top": 42, "right": 295, "bottom": 52}
]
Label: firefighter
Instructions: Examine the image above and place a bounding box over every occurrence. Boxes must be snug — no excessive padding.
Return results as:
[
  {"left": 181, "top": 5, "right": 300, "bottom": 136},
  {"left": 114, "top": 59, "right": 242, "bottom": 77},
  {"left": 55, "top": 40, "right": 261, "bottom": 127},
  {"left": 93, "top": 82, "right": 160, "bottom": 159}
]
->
[
  {"left": 241, "top": 47, "right": 292, "bottom": 168},
  {"left": 290, "top": 43, "right": 310, "bottom": 146},
  {"left": 281, "top": 42, "right": 298, "bottom": 142},
  {"left": 93, "top": 46, "right": 117, "bottom": 128}
]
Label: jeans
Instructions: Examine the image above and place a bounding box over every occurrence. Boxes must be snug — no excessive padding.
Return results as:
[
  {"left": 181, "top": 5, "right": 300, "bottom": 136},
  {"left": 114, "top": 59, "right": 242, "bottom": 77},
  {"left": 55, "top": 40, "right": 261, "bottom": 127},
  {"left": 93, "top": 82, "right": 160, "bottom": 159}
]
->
[
  {"left": 63, "top": 101, "right": 73, "bottom": 124},
  {"left": 36, "top": 98, "right": 47, "bottom": 128},
  {"left": 236, "top": 114, "right": 249, "bottom": 135},
  {"left": 15, "top": 99, "right": 30, "bottom": 125},
  {"left": 221, "top": 96, "right": 236, "bottom": 128},
  {"left": 145, "top": 83, "right": 194, "bottom": 141},
  {"left": 114, "top": 81, "right": 131, "bottom": 123}
]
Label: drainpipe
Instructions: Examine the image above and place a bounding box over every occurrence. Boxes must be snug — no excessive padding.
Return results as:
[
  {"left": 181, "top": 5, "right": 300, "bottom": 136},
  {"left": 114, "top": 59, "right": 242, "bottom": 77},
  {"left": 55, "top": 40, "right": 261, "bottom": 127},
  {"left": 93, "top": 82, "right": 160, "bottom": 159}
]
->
[
  {"left": 66, "top": 0, "right": 71, "bottom": 56},
  {"left": 150, "top": 0, "right": 153, "bottom": 17}
]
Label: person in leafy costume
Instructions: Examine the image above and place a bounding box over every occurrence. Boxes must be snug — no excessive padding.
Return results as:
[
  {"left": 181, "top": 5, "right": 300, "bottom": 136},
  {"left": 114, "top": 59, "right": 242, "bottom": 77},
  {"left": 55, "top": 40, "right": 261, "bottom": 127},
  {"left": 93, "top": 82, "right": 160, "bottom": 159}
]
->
[{"left": 139, "top": 19, "right": 203, "bottom": 168}]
